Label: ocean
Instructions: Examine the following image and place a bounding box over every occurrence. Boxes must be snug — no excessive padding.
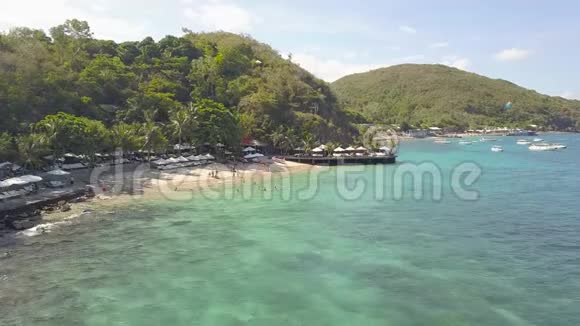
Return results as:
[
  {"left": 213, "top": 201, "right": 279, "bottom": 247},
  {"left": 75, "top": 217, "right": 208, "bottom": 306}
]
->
[{"left": 1, "top": 134, "right": 579, "bottom": 325}]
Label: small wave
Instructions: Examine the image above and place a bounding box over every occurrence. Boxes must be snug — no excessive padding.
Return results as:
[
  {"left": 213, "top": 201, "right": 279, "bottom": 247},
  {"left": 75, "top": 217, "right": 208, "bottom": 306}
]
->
[{"left": 17, "top": 212, "right": 85, "bottom": 237}]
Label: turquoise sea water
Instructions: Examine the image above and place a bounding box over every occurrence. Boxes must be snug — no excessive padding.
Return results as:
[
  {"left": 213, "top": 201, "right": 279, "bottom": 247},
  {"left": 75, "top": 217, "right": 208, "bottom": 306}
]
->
[{"left": 1, "top": 134, "right": 580, "bottom": 325}]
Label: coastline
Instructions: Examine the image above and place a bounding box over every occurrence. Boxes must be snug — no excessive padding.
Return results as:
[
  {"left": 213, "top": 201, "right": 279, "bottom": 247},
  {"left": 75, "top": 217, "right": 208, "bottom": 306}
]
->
[{"left": 1, "top": 160, "right": 316, "bottom": 239}]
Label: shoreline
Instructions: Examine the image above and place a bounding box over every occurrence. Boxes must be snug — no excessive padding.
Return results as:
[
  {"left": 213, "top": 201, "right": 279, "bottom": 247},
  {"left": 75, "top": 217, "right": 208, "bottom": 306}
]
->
[{"left": 1, "top": 160, "right": 316, "bottom": 239}]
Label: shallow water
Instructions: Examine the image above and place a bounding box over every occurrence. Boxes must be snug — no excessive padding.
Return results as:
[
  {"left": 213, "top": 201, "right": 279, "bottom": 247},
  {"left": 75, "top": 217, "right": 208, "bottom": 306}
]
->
[{"left": 1, "top": 134, "right": 579, "bottom": 325}]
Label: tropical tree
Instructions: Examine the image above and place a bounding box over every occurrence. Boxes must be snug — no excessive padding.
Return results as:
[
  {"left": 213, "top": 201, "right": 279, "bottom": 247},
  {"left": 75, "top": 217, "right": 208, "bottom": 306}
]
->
[
  {"left": 193, "top": 99, "right": 240, "bottom": 148},
  {"left": 0, "top": 132, "right": 18, "bottom": 162},
  {"left": 169, "top": 105, "right": 196, "bottom": 154},
  {"left": 302, "top": 134, "right": 316, "bottom": 153},
  {"left": 110, "top": 122, "right": 142, "bottom": 153},
  {"left": 140, "top": 110, "right": 167, "bottom": 160},
  {"left": 16, "top": 133, "right": 48, "bottom": 169}
]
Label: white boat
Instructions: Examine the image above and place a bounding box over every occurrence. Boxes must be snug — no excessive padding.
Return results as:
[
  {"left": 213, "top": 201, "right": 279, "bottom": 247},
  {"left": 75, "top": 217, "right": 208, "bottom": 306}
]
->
[
  {"left": 529, "top": 143, "right": 567, "bottom": 151},
  {"left": 533, "top": 138, "right": 543, "bottom": 142},
  {"left": 516, "top": 139, "right": 532, "bottom": 145},
  {"left": 480, "top": 137, "right": 498, "bottom": 142},
  {"left": 458, "top": 140, "right": 473, "bottom": 145},
  {"left": 491, "top": 145, "right": 504, "bottom": 152},
  {"left": 434, "top": 139, "right": 451, "bottom": 144}
]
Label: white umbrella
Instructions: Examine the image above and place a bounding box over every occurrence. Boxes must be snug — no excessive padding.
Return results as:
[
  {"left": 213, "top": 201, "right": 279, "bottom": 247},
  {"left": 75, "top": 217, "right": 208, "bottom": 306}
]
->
[
  {"left": 345, "top": 146, "right": 356, "bottom": 151},
  {"left": 379, "top": 146, "right": 391, "bottom": 152},
  {"left": 356, "top": 146, "right": 367, "bottom": 151},
  {"left": 243, "top": 147, "right": 256, "bottom": 152},
  {"left": 204, "top": 154, "right": 215, "bottom": 160},
  {"left": 311, "top": 148, "right": 323, "bottom": 153},
  {"left": 334, "top": 147, "right": 346, "bottom": 152},
  {"left": 47, "top": 169, "right": 70, "bottom": 176},
  {"left": 318, "top": 144, "right": 327, "bottom": 150},
  {"left": 177, "top": 156, "right": 189, "bottom": 162},
  {"left": 166, "top": 157, "right": 180, "bottom": 164}
]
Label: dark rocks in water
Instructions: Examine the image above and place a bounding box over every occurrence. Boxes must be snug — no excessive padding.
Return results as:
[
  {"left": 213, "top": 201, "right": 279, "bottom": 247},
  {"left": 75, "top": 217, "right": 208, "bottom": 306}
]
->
[
  {"left": 69, "top": 196, "right": 88, "bottom": 204},
  {"left": 85, "top": 185, "right": 97, "bottom": 198},
  {"left": 60, "top": 203, "right": 72, "bottom": 212},
  {"left": 9, "top": 218, "right": 37, "bottom": 230}
]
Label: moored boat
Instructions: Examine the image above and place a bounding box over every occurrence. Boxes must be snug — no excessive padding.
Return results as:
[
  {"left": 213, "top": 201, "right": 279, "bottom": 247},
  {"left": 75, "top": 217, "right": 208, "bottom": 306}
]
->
[
  {"left": 533, "top": 138, "right": 543, "bottom": 142},
  {"left": 491, "top": 145, "right": 504, "bottom": 152},
  {"left": 528, "top": 143, "right": 567, "bottom": 151},
  {"left": 481, "top": 137, "right": 498, "bottom": 142},
  {"left": 517, "top": 139, "right": 532, "bottom": 145},
  {"left": 434, "top": 139, "right": 451, "bottom": 144},
  {"left": 458, "top": 140, "right": 473, "bottom": 145}
]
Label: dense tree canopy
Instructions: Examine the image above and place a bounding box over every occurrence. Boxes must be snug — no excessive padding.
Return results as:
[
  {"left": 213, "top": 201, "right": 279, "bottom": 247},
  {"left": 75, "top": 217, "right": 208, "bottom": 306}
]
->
[{"left": 0, "top": 19, "right": 356, "bottom": 165}]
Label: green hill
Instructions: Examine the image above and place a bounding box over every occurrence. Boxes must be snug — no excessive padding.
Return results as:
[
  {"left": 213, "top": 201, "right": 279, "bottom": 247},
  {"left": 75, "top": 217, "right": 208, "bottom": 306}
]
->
[
  {"left": 0, "top": 20, "right": 355, "bottom": 144},
  {"left": 331, "top": 64, "right": 580, "bottom": 130}
]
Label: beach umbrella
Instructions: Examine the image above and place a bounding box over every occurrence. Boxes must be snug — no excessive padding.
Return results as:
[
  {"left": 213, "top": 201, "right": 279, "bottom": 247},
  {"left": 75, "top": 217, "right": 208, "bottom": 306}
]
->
[
  {"left": 334, "top": 147, "right": 346, "bottom": 152},
  {"left": 243, "top": 147, "right": 256, "bottom": 152},
  {"left": 379, "top": 146, "right": 391, "bottom": 152},
  {"left": 311, "top": 147, "right": 323, "bottom": 153},
  {"left": 345, "top": 146, "right": 356, "bottom": 151},
  {"left": 204, "top": 154, "right": 215, "bottom": 160},
  {"left": 216, "top": 143, "right": 225, "bottom": 147},
  {"left": 356, "top": 146, "right": 367, "bottom": 151},
  {"left": 318, "top": 144, "right": 327, "bottom": 150},
  {"left": 177, "top": 156, "right": 189, "bottom": 162},
  {"left": 166, "top": 157, "right": 180, "bottom": 164}
]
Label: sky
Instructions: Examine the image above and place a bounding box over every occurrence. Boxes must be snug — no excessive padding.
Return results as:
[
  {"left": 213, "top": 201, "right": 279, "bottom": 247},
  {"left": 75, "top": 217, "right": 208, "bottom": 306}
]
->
[{"left": 1, "top": 0, "right": 579, "bottom": 99}]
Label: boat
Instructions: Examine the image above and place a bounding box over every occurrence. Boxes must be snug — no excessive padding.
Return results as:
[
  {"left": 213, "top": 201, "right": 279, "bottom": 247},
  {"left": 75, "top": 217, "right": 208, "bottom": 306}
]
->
[
  {"left": 434, "top": 139, "right": 451, "bottom": 144},
  {"left": 533, "top": 138, "right": 543, "bottom": 142},
  {"left": 491, "top": 145, "right": 504, "bottom": 152},
  {"left": 458, "top": 140, "right": 473, "bottom": 145},
  {"left": 529, "top": 143, "right": 567, "bottom": 151},
  {"left": 516, "top": 139, "right": 532, "bottom": 145},
  {"left": 480, "top": 137, "right": 498, "bottom": 142}
]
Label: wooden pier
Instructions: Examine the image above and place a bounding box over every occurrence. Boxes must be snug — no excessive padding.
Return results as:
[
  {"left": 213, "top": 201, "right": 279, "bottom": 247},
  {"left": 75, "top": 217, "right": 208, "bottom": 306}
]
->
[{"left": 284, "top": 155, "right": 396, "bottom": 166}]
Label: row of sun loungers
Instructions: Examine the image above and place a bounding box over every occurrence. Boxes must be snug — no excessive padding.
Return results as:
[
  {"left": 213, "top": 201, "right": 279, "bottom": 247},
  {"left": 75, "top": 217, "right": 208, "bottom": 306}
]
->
[{"left": 151, "top": 154, "right": 215, "bottom": 171}]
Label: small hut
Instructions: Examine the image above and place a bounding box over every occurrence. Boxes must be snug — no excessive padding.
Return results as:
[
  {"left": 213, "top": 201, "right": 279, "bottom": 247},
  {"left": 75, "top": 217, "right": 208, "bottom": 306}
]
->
[
  {"left": 44, "top": 169, "right": 73, "bottom": 188},
  {"left": 333, "top": 146, "right": 346, "bottom": 157}
]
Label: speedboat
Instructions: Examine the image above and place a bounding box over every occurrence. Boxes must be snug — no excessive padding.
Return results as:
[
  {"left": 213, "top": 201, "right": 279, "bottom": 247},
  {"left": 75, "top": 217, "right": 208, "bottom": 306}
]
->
[
  {"left": 516, "top": 139, "right": 532, "bottom": 145},
  {"left": 533, "top": 138, "right": 543, "bottom": 142},
  {"left": 491, "top": 145, "right": 504, "bottom": 152},
  {"left": 458, "top": 140, "right": 473, "bottom": 145},
  {"left": 481, "top": 137, "right": 498, "bottom": 142},
  {"left": 529, "top": 143, "right": 567, "bottom": 151}
]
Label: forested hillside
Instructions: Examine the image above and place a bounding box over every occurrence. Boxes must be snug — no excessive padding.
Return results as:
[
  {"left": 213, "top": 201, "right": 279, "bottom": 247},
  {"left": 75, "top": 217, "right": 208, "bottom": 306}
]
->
[
  {"left": 0, "top": 19, "right": 356, "bottom": 164},
  {"left": 332, "top": 64, "right": 580, "bottom": 130}
]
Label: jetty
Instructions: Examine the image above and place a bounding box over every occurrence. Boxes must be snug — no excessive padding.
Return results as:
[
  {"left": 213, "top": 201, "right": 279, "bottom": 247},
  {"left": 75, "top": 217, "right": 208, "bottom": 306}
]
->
[{"left": 285, "top": 155, "right": 396, "bottom": 166}]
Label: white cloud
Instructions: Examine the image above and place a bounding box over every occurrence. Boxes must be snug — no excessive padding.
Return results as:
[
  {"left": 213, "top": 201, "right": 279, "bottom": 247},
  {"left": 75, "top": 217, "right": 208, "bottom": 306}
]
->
[
  {"left": 399, "top": 25, "right": 417, "bottom": 34},
  {"left": 430, "top": 41, "right": 449, "bottom": 48},
  {"left": 0, "top": 0, "right": 146, "bottom": 41},
  {"left": 441, "top": 56, "right": 471, "bottom": 70},
  {"left": 183, "top": 0, "right": 257, "bottom": 33},
  {"left": 292, "top": 53, "right": 425, "bottom": 82},
  {"left": 494, "top": 48, "right": 531, "bottom": 61}
]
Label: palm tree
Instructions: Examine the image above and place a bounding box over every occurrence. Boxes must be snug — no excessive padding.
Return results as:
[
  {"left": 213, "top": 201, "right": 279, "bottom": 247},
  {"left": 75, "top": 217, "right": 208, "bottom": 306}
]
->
[
  {"left": 111, "top": 122, "right": 141, "bottom": 153},
  {"left": 141, "top": 110, "right": 162, "bottom": 161},
  {"left": 325, "top": 142, "right": 337, "bottom": 157},
  {"left": 302, "top": 134, "right": 316, "bottom": 154},
  {"left": 270, "top": 127, "right": 286, "bottom": 154},
  {"left": 169, "top": 108, "right": 190, "bottom": 155},
  {"left": 16, "top": 134, "right": 47, "bottom": 169},
  {"left": 35, "top": 118, "right": 64, "bottom": 165}
]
